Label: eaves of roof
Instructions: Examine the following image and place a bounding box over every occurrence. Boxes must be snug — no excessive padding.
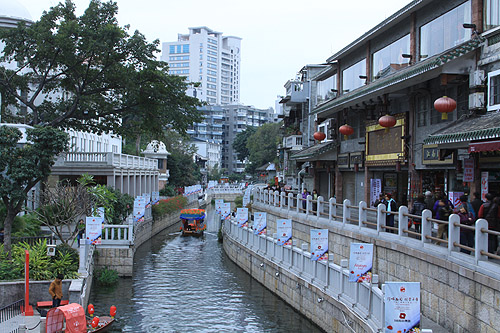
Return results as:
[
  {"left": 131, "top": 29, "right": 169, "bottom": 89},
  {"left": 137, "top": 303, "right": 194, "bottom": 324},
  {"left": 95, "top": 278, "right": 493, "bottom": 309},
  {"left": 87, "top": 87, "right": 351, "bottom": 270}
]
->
[
  {"left": 290, "top": 141, "right": 336, "bottom": 160},
  {"left": 313, "top": 37, "right": 484, "bottom": 116}
]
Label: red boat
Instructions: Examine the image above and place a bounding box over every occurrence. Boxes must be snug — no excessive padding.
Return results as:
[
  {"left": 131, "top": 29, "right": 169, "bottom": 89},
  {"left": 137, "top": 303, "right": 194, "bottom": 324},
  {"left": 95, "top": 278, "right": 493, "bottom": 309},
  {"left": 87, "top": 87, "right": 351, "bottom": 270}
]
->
[{"left": 45, "top": 303, "right": 115, "bottom": 332}]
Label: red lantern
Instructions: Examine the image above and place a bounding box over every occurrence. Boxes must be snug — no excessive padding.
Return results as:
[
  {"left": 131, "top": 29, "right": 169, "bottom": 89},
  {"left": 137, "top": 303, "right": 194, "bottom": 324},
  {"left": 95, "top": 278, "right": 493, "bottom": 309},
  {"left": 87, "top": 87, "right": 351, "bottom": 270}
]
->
[
  {"left": 110, "top": 305, "right": 117, "bottom": 318},
  {"left": 378, "top": 114, "right": 396, "bottom": 132},
  {"left": 313, "top": 131, "right": 326, "bottom": 141},
  {"left": 339, "top": 124, "right": 354, "bottom": 140},
  {"left": 88, "top": 304, "right": 94, "bottom": 317},
  {"left": 434, "top": 96, "right": 456, "bottom": 120},
  {"left": 91, "top": 316, "right": 100, "bottom": 328}
]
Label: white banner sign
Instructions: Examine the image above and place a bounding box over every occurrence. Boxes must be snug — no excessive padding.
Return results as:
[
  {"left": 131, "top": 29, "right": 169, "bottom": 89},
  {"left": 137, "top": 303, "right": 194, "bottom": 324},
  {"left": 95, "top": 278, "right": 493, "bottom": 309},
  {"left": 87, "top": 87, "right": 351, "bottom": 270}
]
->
[
  {"left": 463, "top": 158, "right": 474, "bottom": 182},
  {"left": 370, "top": 179, "right": 382, "bottom": 207},
  {"left": 253, "top": 212, "right": 267, "bottom": 235},
  {"left": 151, "top": 191, "right": 160, "bottom": 205},
  {"left": 349, "top": 243, "right": 374, "bottom": 282},
  {"left": 481, "top": 172, "right": 489, "bottom": 201},
  {"left": 236, "top": 208, "right": 249, "bottom": 227},
  {"left": 276, "top": 219, "right": 292, "bottom": 246},
  {"left": 310, "top": 229, "right": 328, "bottom": 261},
  {"left": 220, "top": 203, "right": 231, "bottom": 220},
  {"left": 385, "top": 282, "right": 421, "bottom": 333},
  {"left": 215, "top": 199, "right": 224, "bottom": 214},
  {"left": 133, "top": 197, "right": 146, "bottom": 224},
  {"left": 86, "top": 216, "right": 104, "bottom": 245}
]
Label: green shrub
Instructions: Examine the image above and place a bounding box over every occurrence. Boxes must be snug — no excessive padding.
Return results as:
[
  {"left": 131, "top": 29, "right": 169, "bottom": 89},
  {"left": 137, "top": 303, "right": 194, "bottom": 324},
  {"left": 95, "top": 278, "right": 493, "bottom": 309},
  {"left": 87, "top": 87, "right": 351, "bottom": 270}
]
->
[
  {"left": 94, "top": 267, "right": 118, "bottom": 286},
  {"left": 159, "top": 185, "right": 176, "bottom": 197},
  {"left": 234, "top": 196, "right": 243, "bottom": 208},
  {"left": 152, "top": 195, "right": 188, "bottom": 220},
  {"left": 52, "top": 243, "right": 79, "bottom": 278}
]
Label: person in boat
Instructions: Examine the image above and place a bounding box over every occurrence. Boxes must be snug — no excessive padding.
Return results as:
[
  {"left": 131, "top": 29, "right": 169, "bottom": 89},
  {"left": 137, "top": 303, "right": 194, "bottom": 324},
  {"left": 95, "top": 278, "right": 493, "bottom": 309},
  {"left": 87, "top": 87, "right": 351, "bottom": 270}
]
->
[
  {"left": 183, "top": 219, "right": 189, "bottom": 231},
  {"left": 49, "top": 273, "right": 64, "bottom": 308}
]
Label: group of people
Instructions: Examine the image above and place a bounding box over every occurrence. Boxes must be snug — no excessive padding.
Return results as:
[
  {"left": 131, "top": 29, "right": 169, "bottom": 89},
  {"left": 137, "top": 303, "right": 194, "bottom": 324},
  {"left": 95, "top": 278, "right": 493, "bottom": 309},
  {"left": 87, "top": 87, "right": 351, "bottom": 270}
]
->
[
  {"left": 374, "top": 193, "right": 398, "bottom": 232},
  {"left": 408, "top": 191, "right": 500, "bottom": 255}
]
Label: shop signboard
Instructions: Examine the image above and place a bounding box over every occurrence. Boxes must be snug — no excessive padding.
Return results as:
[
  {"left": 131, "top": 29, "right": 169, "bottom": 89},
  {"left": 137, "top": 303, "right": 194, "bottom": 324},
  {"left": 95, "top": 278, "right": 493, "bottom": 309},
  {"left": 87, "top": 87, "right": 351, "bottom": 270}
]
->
[
  {"left": 276, "top": 219, "right": 292, "bottom": 246},
  {"left": 463, "top": 158, "right": 474, "bottom": 182},
  {"left": 349, "top": 243, "right": 374, "bottom": 282},
  {"left": 384, "top": 282, "right": 421, "bottom": 333},
  {"left": 422, "top": 144, "right": 454, "bottom": 165},
  {"left": 370, "top": 179, "right": 382, "bottom": 207},
  {"left": 310, "top": 229, "right": 328, "bottom": 261},
  {"left": 366, "top": 115, "right": 405, "bottom": 166},
  {"left": 448, "top": 192, "right": 464, "bottom": 208},
  {"left": 481, "top": 172, "right": 489, "bottom": 201}
]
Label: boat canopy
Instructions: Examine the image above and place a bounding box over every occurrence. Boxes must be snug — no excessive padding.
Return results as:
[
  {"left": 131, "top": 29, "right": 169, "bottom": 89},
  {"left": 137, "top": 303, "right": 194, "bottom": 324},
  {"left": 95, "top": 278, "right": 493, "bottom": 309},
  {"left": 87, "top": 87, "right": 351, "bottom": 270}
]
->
[
  {"left": 180, "top": 208, "right": 206, "bottom": 220},
  {"left": 46, "top": 303, "right": 87, "bottom": 333}
]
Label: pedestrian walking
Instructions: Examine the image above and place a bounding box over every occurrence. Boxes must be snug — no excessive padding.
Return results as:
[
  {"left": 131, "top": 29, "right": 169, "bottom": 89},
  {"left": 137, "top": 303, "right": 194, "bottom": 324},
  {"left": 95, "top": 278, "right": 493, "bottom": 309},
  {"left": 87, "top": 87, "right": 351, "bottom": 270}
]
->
[
  {"left": 424, "top": 191, "right": 435, "bottom": 211},
  {"left": 457, "top": 205, "right": 475, "bottom": 254},
  {"left": 301, "top": 188, "right": 309, "bottom": 210},
  {"left": 436, "top": 199, "right": 452, "bottom": 241},
  {"left": 470, "top": 192, "right": 483, "bottom": 218},
  {"left": 478, "top": 193, "right": 499, "bottom": 254},
  {"left": 312, "top": 189, "right": 318, "bottom": 212},
  {"left": 410, "top": 194, "right": 426, "bottom": 233},
  {"left": 49, "top": 274, "right": 64, "bottom": 308},
  {"left": 385, "top": 193, "right": 397, "bottom": 233}
]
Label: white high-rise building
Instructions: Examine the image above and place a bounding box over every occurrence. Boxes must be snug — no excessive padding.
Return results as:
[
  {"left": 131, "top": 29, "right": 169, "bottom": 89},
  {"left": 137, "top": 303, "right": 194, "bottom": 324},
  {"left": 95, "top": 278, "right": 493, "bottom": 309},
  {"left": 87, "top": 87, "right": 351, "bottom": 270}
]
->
[{"left": 161, "top": 26, "right": 241, "bottom": 105}]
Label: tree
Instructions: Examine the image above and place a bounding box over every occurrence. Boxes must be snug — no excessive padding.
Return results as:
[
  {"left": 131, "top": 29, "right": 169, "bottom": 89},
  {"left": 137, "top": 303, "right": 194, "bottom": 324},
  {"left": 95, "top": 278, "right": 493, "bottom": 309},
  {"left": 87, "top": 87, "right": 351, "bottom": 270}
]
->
[
  {"left": 233, "top": 126, "right": 257, "bottom": 161},
  {"left": 0, "top": 0, "right": 202, "bottom": 139},
  {"left": 162, "top": 130, "right": 201, "bottom": 187},
  {"left": 0, "top": 126, "right": 68, "bottom": 255},
  {"left": 246, "top": 123, "right": 281, "bottom": 175}
]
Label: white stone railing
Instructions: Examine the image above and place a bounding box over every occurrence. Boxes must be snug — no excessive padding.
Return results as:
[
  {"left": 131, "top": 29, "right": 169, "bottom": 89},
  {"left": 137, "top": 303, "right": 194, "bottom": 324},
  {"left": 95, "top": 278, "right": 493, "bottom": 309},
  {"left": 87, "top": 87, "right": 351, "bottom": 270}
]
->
[
  {"left": 206, "top": 185, "right": 243, "bottom": 195},
  {"left": 60, "top": 152, "right": 158, "bottom": 169},
  {"left": 100, "top": 224, "right": 134, "bottom": 245},
  {"left": 253, "top": 188, "right": 500, "bottom": 276},
  {"left": 223, "top": 218, "right": 386, "bottom": 332}
]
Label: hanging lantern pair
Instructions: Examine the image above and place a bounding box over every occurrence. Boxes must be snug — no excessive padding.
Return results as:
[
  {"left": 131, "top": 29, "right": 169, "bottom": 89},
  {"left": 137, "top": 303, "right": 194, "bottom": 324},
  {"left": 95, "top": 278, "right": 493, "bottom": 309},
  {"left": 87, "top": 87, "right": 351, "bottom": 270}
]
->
[{"left": 434, "top": 96, "right": 456, "bottom": 120}]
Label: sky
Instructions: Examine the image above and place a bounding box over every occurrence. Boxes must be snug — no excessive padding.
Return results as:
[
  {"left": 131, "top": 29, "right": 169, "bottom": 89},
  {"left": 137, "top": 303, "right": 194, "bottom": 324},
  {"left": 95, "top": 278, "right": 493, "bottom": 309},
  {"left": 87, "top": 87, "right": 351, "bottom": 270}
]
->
[{"left": 18, "top": 0, "right": 412, "bottom": 110}]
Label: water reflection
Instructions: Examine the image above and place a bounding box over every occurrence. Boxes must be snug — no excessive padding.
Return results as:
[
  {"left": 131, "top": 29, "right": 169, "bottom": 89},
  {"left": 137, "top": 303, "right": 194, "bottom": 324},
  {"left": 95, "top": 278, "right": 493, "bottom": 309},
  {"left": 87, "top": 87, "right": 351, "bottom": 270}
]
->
[{"left": 89, "top": 207, "right": 322, "bottom": 332}]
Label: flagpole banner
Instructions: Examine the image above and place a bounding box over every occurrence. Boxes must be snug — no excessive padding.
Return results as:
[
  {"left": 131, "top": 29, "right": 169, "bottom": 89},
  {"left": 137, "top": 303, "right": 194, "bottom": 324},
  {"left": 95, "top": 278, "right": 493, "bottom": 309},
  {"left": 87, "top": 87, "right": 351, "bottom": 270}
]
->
[
  {"left": 215, "top": 199, "right": 224, "bottom": 214},
  {"left": 310, "top": 229, "right": 328, "bottom": 261},
  {"left": 276, "top": 219, "right": 292, "bottom": 245},
  {"left": 86, "top": 216, "right": 104, "bottom": 245},
  {"left": 236, "top": 208, "right": 249, "bottom": 227},
  {"left": 142, "top": 193, "right": 151, "bottom": 208},
  {"left": 151, "top": 191, "right": 160, "bottom": 205},
  {"left": 97, "top": 207, "right": 105, "bottom": 221},
  {"left": 385, "top": 282, "right": 421, "bottom": 333},
  {"left": 220, "top": 203, "right": 232, "bottom": 220},
  {"left": 133, "top": 197, "right": 146, "bottom": 224},
  {"left": 254, "top": 212, "right": 267, "bottom": 235},
  {"left": 349, "top": 243, "right": 374, "bottom": 282}
]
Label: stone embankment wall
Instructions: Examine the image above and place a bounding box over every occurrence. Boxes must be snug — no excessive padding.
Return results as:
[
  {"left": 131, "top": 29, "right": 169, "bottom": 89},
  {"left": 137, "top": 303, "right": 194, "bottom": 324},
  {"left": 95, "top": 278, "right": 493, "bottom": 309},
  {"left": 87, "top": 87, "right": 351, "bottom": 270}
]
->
[
  {"left": 223, "top": 234, "right": 372, "bottom": 333},
  {"left": 0, "top": 280, "right": 71, "bottom": 308},
  {"left": 254, "top": 203, "right": 500, "bottom": 333}
]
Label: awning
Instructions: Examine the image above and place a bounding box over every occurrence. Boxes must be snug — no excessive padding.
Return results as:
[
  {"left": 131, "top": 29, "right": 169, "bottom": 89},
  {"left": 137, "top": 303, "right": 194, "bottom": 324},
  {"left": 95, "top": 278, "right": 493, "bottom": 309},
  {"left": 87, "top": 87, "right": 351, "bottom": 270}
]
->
[
  {"left": 290, "top": 141, "right": 336, "bottom": 161},
  {"left": 469, "top": 140, "right": 500, "bottom": 153},
  {"left": 424, "top": 112, "right": 500, "bottom": 145}
]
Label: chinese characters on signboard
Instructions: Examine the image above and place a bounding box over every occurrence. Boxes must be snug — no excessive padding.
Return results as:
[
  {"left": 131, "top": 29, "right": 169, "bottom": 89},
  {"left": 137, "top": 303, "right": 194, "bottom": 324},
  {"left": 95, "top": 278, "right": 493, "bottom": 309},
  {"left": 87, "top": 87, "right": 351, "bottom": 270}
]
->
[{"left": 463, "top": 158, "right": 474, "bottom": 182}]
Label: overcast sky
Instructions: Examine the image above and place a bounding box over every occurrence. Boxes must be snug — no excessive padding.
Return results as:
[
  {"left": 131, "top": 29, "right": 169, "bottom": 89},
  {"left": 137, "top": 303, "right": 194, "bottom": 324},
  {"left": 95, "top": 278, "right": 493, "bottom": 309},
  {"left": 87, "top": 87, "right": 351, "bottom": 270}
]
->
[{"left": 19, "top": 0, "right": 412, "bottom": 110}]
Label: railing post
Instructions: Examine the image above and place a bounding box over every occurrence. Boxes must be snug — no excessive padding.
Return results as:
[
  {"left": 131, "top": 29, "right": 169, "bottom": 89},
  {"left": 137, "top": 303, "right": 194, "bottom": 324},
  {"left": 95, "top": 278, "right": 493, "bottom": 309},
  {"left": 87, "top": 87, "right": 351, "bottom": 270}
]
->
[
  {"left": 448, "top": 214, "right": 460, "bottom": 253},
  {"left": 475, "top": 218, "right": 489, "bottom": 262},
  {"left": 359, "top": 201, "right": 367, "bottom": 229},
  {"left": 288, "top": 192, "right": 293, "bottom": 211},
  {"left": 78, "top": 238, "right": 87, "bottom": 274},
  {"left": 343, "top": 199, "right": 351, "bottom": 227},
  {"left": 296, "top": 193, "right": 301, "bottom": 213},
  {"left": 280, "top": 191, "right": 285, "bottom": 209},
  {"left": 421, "top": 209, "right": 433, "bottom": 244},
  {"left": 306, "top": 195, "right": 312, "bottom": 216},
  {"left": 398, "top": 205, "right": 408, "bottom": 237},
  {"left": 329, "top": 197, "right": 336, "bottom": 223},
  {"left": 274, "top": 190, "right": 279, "bottom": 207},
  {"left": 377, "top": 203, "right": 385, "bottom": 234},
  {"left": 128, "top": 223, "right": 134, "bottom": 244},
  {"left": 317, "top": 196, "right": 324, "bottom": 218}
]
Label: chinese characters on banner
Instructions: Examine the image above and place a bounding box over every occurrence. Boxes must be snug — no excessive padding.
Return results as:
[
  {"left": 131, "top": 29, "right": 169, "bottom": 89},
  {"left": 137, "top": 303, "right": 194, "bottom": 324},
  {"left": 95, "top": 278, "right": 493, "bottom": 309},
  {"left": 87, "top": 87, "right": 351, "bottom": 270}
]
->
[
  {"left": 384, "top": 282, "right": 421, "bottom": 333},
  {"left": 276, "top": 219, "right": 292, "bottom": 246},
  {"left": 215, "top": 199, "right": 224, "bottom": 214},
  {"left": 86, "top": 216, "right": 104, "bottom": 245},
  {"left": 310, "top": 229, "right": 328, "bottom": 261},
  {"left": 133, "top": 197, "right": 145, "bottom": 224},
  {"left": 220, "top": 203, "right": 231, "bottom": 220},
  {"left": 481, "top": 172, "right": 489, "bottom": 201},
  {"left": 253, "top": 212, "right": 267, "bottom": 235},
  {"left": 142, "top": 193, "right": 151, "bottom": 208},
  {"left": 463, "top": 158, "right": 474, "bottom": 182},
  {"left": 370, "top": 179, "right": 382, "bottom": 207},
  {"left": 236, "top": 208, "right": 249, "bottom": 227},
  {"left": 242, "top": 186, "right": 252, "bottom": 207},
  {"left": 349, "top": 243, "right": 374, "bottom": 282}
]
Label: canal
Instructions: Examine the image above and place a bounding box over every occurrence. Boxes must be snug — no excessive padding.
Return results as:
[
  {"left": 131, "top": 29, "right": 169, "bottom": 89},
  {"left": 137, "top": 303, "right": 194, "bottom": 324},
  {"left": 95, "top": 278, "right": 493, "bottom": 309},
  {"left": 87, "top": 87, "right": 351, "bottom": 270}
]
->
[{"left": 89, "top": 206, "right": 323, "bottom": 332}]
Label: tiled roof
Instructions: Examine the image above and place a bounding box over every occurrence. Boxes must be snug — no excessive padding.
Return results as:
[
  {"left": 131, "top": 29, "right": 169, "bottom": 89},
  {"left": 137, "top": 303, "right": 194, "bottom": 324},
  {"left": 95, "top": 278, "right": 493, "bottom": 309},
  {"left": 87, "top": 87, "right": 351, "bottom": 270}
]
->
[
  {"left": 290, "top": 141, "right": 336, "bottom": 160},
  {"left": 424, "top": 112, "right": 500, "bottom": 144}
]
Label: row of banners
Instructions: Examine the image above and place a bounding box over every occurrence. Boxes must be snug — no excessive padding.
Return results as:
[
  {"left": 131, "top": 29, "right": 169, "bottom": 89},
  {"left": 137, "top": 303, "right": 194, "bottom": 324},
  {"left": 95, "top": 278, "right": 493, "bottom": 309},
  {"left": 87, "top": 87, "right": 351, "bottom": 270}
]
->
[
  {"left": 86, "top": 192, "right": 160, "bottom": 246},
  {"left": 231, "top": 212, "right": 420, "bottom": 332},
  {"left": 184, "top": 184, "right": 203, "bottom": 195}
]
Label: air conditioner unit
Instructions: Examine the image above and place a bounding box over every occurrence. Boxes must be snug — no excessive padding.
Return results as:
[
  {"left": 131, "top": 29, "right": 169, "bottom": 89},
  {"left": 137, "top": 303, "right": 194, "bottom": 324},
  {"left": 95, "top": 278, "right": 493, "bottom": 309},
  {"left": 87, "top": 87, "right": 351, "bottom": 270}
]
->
[
  {"left": 469, "top": 70, "right": 485, "bottom": 88},
  {"left": 469, "top": 92, "right": 485, "bottom": 110}
]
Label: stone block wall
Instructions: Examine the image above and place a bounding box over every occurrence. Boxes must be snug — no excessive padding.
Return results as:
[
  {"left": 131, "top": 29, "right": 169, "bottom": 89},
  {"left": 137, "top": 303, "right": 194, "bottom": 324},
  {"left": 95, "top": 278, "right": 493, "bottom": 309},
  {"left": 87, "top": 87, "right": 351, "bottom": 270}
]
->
[
  {"left": 94, "top": 247, "right": 134, "bottom": 277},
  {"left": 255, "top": 203, "right": 500, "bottom": 332},
  {"left": 0, "top": 280, "right": 71, "bottom": 308}
]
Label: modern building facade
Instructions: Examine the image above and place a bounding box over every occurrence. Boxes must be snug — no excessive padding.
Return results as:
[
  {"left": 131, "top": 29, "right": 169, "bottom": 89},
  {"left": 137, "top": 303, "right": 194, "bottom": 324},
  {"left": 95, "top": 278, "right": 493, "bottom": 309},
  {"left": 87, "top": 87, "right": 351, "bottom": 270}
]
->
[{"left": 161, "top": 26, "right": 241, "bottom": 105}]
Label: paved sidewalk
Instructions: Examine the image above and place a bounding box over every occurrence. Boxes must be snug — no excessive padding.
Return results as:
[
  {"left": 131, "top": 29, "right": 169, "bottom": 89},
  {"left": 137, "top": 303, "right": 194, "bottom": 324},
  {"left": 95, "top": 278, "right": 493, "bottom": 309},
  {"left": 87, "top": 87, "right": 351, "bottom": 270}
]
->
[{"left": 1, "top": 311, "right": 42, "bottom": 333}]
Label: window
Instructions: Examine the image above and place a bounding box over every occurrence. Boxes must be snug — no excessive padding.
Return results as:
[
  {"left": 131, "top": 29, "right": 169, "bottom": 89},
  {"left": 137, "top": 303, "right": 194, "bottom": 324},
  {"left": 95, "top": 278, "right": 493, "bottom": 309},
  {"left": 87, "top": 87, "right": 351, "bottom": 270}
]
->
[
  {"left": 485, "top": 0, "right": 500, "bottom": 30},
  {"left": 208, "top": 63, "right": 217, "bottom": 69},
  {"left": 207, "top": 84, "right": 217, "bottom": 89},
  {"left": 342, "top": 59, "right": 366, "bottom": 93},
  {"left": 169, "top": 55, "right": 189, "bottom": 61},
  {"left": 316, "top": 74, "right": 337, "bottom": 105},
  {"left": 183, "top": 44, "right": 189, "bottom": 53},
  {"left": 420, "top": 1, "right": 471, "bottom": 60},
  {"left": 208, "top": 38, "right": 217, "bottom": 45},
  {"left": 415, "top": 94, "right": 430, "bottom": 127},
  {"left": 208, "top": 50, "right": 217, "bottom": 56},
  {"left": 372, "top": 34, "right": 410, "bottom": 80},
  {"left": 488, "top": 69, "right": 500, "bottom": 111},
  {"left": 170, "top": 62, "right": 189, "bottom": 67},
  {"left": 208, "top": 97, "right": 217, "bottom": 103},
  {"left": 169, "top": 44, "right": 189, "bottom": 54},
  {"left": 208, "top": 56, "right": 217, "bottom": 63},
  {"left": 207, "top": 90, "right": 217, "bottom": 96}
]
